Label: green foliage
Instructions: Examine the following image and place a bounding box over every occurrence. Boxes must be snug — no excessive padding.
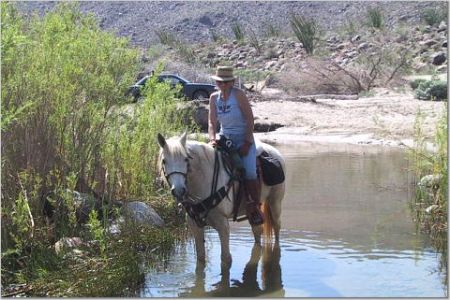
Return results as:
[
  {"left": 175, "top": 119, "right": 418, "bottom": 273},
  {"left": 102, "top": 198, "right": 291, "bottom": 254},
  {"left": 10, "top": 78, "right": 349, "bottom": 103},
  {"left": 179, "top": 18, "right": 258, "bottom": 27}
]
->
[
  {"left": 87, "top": 210, "right": 106, "bottom": 255},
  {"left": 289, "top": 13, "right": 318, "bottom": 55},
  {"left": 1, "top": 3, "right": 188, "bottom": 295},
  {"left": 248, "top": 28, "right": 262, "bottom": 55},
  {"left": 263, "top": 22, "right": 280, "bottom": 38},
  {"left": 415, "top": 79, "right": 448, "bottom": 101},
  {"left": 342, "top": 20, "right": 357, "bottom": 38},
  {"left": 154, "top": 28, "right": 178, "bottom": 46},
  {"left": 366, "top": 7, "right": 384, "bottom": 29},
  {"left": 234, "top": 68, "right": 270, "bottom": 84},
  {"left": 231, "top": 22, "right": 245, "bottom": 41},
  {"left": 153, "top": 29, "right": 196, "bottom": 63},
  {"left": 209, "top": 29, "right": 224, "bottom": 43},
  {"left": 421, "top": 8, "right": 446, "bottom": 26},
  {"left": 102, "top": 63, "right": 193, "bottom": 199},
  {"left": 410, "top": 78, "right": 427, "bottom": 90},
  {"left": 410, "top": 108, "right": 448, "bottom": 253}
]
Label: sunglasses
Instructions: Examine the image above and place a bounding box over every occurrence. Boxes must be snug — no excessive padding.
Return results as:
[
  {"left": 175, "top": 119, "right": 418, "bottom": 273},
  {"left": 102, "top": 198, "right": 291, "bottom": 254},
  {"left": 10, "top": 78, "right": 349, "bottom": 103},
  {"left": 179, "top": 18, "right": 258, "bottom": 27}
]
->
[{"left": 216, "top": 80, "right": 232, "bottom": 85}]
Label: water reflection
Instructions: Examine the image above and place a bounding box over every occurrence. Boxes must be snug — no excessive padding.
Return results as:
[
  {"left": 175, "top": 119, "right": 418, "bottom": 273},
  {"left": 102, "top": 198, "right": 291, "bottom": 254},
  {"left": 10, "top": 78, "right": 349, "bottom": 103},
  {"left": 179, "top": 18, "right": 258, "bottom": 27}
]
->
[
  {"left": 179, "top": 243, "right": 284, "bottom": 297},
  {"left": 140, "top": 142, "right": 446, "bottom": 297}
]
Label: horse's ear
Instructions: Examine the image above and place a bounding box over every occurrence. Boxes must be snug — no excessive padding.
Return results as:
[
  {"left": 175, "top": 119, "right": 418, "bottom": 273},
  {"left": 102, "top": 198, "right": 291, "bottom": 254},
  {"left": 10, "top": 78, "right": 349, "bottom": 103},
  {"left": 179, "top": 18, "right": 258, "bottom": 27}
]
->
[
  {"left": 157, "top": 133, "right": 166, "bottom": 148},
  {"left": 180, "top": 131, "right": 188, "bottom": 147}
]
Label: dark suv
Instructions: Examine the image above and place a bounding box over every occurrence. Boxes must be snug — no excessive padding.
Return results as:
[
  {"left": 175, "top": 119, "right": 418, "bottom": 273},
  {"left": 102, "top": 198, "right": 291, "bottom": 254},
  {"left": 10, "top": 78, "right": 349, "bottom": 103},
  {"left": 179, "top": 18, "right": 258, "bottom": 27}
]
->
[{"left": 127, "top": 73, "right": 216, "bottom": 102}]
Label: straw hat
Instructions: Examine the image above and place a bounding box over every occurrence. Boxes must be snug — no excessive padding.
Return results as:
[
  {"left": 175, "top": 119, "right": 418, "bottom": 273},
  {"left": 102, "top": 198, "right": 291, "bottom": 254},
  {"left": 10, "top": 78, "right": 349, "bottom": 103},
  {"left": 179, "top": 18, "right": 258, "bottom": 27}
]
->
[{"left": 211, "top": 66, "right": 236, "bottom": 82}]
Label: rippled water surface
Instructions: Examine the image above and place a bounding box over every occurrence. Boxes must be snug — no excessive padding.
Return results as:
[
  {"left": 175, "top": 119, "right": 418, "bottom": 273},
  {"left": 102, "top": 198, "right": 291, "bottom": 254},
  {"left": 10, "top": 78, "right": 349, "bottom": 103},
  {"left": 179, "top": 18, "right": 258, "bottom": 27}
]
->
[{"left": 140, "top": 142, "right": 447, "bottom": 297}]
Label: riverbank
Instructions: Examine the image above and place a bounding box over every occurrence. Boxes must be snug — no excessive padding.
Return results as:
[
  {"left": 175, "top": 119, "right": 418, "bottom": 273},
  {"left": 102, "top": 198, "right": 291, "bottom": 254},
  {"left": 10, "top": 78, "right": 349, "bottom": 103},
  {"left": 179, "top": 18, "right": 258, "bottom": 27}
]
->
[{"left": 252, "top": 87, "right": 446, "bottom": 151}]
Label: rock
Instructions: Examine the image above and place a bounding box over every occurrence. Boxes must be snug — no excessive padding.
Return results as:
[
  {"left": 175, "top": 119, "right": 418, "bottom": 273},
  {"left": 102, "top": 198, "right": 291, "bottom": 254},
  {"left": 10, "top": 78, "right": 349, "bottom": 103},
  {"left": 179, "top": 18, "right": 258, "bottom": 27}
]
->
[
  {"left": 438, "top": 21, "right": 447, "bottom": 32},
  {"left": 345, "top": 50, "right": 358, "bottom": 58},
  {"left": 419, "top": 39, "right": 437, "bottom": 47},
  {"left": 358, "top": 42, "right": 370, "bottom": 51},
  {"left": 436, "top": 64, "right": 447, "bottom": 72},
  {"left": 425, "top": 205, "right": 440, "bottom": 214},
  {"left": 351, "top": 35, "right": 361, "bottom": 42},
  {"left": 254, "top": 121, "right": 284, "bottom": 132},
  {"left": 418, "top": 174, "right": 442, "bottom": 189},
  {"left": 122, "top": 201, "right": 165, "bottom": 227},
  {"left": 54, "top": 237, "right": 84, "bottom": 254},
  {"left": 264, "top": 60, "right": 277, "bottom": 69},
  {"left": 43, "top": 189, "right": 103, "bottom": 224},
  {"left": 335, "top": 42, "right": 350, "bottom": 50},
  {"left": 431, "top": 52, "right": 446, "bottom": 65}
]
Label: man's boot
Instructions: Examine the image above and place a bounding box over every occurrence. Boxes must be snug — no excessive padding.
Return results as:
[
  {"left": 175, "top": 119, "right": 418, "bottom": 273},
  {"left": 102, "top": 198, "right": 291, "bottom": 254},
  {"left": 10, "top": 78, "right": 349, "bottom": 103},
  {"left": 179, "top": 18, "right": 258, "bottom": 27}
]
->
[{"left": 245, "top": 179, "right": 264, "bottom": 226}]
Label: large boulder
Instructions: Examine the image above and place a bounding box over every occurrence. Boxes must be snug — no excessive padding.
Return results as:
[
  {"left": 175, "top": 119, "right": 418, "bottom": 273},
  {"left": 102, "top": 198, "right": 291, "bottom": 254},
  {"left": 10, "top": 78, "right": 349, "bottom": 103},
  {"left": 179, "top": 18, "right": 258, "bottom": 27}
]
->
[
  {"left": 431, "top": 52, "right": 446, "bottom": 65},
  {"left": 121, "top": 201, "right": 165, "bottom": 227}
]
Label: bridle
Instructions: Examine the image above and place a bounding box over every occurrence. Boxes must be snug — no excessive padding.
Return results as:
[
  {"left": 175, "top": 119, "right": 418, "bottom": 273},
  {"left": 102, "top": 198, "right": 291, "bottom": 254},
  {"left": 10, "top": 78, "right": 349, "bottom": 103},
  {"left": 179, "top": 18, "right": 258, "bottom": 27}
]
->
[
  {"left": 160, "top": 149, "right": 235, "bottom": 227},
  {"left": 161, "top": 158, "right": 190, "bottom": 185}
]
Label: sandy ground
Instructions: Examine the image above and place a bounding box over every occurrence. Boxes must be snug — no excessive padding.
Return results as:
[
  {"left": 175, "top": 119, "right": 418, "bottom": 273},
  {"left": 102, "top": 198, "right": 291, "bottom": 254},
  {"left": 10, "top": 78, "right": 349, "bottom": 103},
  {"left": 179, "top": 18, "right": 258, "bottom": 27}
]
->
[{"left": 252, "top": 88, "right": 446, "bottom": 150}]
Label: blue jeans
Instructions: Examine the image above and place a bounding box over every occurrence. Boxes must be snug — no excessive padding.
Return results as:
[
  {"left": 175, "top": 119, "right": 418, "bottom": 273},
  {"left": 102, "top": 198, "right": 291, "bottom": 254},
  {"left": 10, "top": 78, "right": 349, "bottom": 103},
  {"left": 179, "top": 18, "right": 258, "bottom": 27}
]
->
[{"left": 221, "top": 133, "right": 257, "bottom": 180}]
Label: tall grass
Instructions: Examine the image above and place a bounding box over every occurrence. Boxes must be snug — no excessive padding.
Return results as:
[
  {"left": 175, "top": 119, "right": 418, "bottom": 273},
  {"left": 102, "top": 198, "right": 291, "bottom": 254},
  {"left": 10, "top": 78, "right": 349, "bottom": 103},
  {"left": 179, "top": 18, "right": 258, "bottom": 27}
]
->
[
  {"left": 248, "top": 28, "right": 262, "bottom": 55},
  {"left": 410, "top": 108, "right": 447, "bottom": 254},
  {"left": 1, "top": 3, "right": 189, "bottom": 295},
  {"left": 154, "top": 28, "right": 196, "bottom": 63},
  {"left": 421, "top": 8, "right": 447, "bottom": 26},
  {"left": 289, "top": 13, "right": 318, "bottom": 55},
  {"left": 231, "top": 22, "right": 245, "bottom": 41},
  {"left": 366, "top": 7, "right": 384, "bottom": 29}
]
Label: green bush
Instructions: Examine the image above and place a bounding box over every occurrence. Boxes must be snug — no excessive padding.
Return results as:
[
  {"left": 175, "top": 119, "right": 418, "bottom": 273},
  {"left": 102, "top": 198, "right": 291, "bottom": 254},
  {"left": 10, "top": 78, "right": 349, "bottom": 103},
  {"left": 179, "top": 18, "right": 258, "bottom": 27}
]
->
[
  {"left": 415, "top": 80, "right": 448, "bottom": 101},
  {"left": 263, "top": 22, "right": 280, "bottom": 38},
  {"left": 410, "top": 78, "right": 427, "bottom": 90},
  {"left": 366, "top": 7, "right": 384, "bottom": 29},
  {"left": 231, "top": 22, "right": 245, "bottom": 41},
  {"left": 421, "top": 8, "right": 446, "bottom": 26},
  {"left": 1, "top": 3, "right": 189, "bottom": 294},
  {"left": 289, "top": 13, "right": 318, "bottom": 55},
  {"left": 248, "top": 28, "right": 262, "bottom": 55}
]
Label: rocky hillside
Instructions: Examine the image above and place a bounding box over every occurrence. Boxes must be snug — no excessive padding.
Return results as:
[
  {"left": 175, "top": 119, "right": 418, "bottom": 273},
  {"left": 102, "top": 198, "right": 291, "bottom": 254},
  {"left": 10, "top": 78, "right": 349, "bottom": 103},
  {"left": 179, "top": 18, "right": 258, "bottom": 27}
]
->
[
  {"left": 14, "top": 1, "right": 448, "bottom": 96},
  {"left": 15, "top": 1, "right": 447, "bottom": 47}
]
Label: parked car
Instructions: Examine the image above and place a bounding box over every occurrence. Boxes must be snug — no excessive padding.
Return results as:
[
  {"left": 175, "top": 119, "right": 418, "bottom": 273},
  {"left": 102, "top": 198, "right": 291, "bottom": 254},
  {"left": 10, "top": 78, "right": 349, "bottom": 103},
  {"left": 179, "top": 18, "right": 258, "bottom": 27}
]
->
[{"left": 127, "top": 73, "right": 217, "bottom": 102}]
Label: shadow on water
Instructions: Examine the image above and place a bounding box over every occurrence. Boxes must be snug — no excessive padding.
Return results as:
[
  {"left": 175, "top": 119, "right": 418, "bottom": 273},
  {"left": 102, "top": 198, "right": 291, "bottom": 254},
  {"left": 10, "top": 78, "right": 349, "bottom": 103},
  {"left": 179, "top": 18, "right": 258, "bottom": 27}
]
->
[{"left": 180, "top": 243, "right": 284, "bottom": 297}]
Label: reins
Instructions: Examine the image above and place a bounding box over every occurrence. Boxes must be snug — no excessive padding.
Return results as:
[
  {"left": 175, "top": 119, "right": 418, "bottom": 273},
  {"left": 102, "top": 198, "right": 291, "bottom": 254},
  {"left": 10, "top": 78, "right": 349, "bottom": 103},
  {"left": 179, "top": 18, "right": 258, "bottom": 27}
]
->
[{"left": 161, "top": 145, "right": 236, "bottom": 227}]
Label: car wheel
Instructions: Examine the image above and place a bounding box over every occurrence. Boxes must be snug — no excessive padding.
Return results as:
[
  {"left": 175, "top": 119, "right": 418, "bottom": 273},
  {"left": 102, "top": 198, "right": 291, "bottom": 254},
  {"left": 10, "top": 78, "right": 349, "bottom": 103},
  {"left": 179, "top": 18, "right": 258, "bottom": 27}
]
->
[{"left": 193, "top": 90, "right": 209, "bottom": 100}]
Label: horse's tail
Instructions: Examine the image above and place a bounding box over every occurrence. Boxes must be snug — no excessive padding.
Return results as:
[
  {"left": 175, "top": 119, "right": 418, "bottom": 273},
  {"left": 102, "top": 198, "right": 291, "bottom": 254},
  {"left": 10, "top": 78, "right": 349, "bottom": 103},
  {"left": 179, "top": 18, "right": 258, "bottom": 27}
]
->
[{"left": 262, "top": 201, "right": 274, "bottom": 241}]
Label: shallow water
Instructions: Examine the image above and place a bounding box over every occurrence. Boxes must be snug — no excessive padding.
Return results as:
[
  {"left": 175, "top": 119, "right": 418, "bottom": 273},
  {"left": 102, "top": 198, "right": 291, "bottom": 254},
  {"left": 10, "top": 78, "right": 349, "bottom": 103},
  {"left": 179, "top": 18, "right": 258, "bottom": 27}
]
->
[{"left": 139, "top": 142, "right": 447, "bottom": 297}]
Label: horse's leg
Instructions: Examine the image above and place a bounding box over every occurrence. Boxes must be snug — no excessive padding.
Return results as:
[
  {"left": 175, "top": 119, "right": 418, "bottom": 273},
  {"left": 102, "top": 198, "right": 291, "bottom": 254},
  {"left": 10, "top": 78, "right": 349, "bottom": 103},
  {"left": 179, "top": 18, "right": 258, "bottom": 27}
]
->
[
  {"left": 187, "top": 217, "right": 206, "bottom": 265},
  {"left": 210, "top": 216, "right": 232, "bottom": 270},
  {"left": 268, "top": 185, "right": 284, "bottom": 243},
  {"left": 251, "top": 224, "right": 263, "bottom": 245}
]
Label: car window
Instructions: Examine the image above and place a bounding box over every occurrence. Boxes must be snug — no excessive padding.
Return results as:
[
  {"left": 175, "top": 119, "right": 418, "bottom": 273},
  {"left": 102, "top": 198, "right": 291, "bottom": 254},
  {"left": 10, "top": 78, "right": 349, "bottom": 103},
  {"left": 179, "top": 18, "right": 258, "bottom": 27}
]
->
[{"left": 161, "top": 76, "right": 183, "bottom": 86}]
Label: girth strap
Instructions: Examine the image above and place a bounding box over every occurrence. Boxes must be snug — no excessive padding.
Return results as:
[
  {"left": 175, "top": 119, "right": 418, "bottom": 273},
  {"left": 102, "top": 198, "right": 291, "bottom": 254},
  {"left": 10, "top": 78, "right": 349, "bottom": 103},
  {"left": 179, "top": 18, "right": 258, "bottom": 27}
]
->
[{"left": 184, "top": 185, "right": 230, "bottom": 227}]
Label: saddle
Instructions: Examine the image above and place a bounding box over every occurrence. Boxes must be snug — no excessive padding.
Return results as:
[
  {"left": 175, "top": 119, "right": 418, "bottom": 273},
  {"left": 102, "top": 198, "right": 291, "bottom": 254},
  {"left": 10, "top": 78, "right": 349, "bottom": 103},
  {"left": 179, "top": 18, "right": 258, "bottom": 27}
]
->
[{"left": 216, "top": 136, "right": 285, "bottom": 222}]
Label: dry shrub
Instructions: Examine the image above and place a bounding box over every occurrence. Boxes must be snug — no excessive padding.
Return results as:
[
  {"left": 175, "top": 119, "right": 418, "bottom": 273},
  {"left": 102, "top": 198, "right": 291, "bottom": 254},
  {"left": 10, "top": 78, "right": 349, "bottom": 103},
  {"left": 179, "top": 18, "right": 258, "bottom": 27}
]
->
[{"left": 275, "top": 59, "right": 362, "bottom": 96}]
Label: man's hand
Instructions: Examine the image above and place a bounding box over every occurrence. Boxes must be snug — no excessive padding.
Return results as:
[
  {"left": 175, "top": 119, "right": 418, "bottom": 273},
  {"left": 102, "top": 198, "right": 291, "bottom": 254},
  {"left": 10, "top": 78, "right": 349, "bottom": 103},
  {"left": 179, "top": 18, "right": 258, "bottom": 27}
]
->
[{"left": 209, "top": 139, "right": 217, "bottom": 147}]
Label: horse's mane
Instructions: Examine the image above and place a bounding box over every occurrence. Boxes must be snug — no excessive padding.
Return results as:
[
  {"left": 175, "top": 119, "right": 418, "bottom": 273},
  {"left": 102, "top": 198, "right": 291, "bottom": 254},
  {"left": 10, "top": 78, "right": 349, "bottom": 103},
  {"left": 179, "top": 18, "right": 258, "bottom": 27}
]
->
[
  {"left": 164, "top": 137, "right": 190, "bottom": 158},
  {"left": 185, "top": 140, "right": 216, "bottom": 165}
]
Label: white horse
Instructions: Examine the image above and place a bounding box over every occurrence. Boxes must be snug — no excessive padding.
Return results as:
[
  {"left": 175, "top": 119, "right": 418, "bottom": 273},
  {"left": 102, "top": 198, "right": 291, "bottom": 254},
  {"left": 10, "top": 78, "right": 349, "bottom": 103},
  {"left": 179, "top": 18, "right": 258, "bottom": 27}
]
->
[{"left": 157, "top": 132, "right": 285, "bottom": 270}]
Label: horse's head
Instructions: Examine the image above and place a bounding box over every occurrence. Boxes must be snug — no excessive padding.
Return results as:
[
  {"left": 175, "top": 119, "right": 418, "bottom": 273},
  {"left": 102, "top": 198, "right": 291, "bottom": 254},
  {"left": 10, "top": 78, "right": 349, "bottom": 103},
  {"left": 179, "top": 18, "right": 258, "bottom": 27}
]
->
[{"left": 157, "top": 132, "right": 192, "bottom": 203}]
